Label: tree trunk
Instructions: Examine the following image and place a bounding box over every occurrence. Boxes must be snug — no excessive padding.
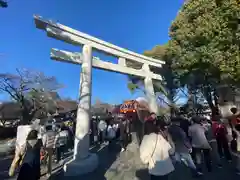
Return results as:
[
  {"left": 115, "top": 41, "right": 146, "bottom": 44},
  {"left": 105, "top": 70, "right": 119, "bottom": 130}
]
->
[
  {"left": 169, "top": 89, "right": 175, "bottom": 118},
  {"left": 203, "top": 86, "right": 217, "bottom": 117},
  {"left": 21, "top": 108, "right": 32, "bottom": 125},
  {"left": 213, "top": 88, "right": 219, "bottom": 106},
  {"left": 217, "top": 85, "right": 235, "bottom": 104},
  {"left": 20, "top": 98, "right": 36, "bottom": 125}
]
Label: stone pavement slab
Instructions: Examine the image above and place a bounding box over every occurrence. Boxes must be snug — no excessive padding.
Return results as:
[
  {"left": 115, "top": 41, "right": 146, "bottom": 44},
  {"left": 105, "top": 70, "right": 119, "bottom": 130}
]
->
[
  {"left": 50, "top": 141, "right": 240, "bottom": 180},
  {"left": 0, "top": 151, "right": 73, "bottom": 180},
  {"left": 0, "top": 141, "right": 102, "bottom": 180},
  {"left": 51, "top": 141, "right": 148, "bottom": 180}
]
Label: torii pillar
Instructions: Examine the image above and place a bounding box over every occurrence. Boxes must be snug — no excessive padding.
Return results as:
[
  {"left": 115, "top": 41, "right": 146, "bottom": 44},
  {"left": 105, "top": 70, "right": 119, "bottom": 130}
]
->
[
  {"left": 142, "top": 64, "right": 159, "bottom": 114},
  {"left": 67, "top": 44, "right": 97, "bottom": 175},
  {"left": 33, "top": 15, "right": 164, "bottom": 177}
]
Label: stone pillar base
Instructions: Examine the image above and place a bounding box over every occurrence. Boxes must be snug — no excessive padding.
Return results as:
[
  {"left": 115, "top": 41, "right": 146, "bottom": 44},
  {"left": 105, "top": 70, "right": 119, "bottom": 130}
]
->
[{"left": 63, "top": 153, "right": 98, "bottom": 177}]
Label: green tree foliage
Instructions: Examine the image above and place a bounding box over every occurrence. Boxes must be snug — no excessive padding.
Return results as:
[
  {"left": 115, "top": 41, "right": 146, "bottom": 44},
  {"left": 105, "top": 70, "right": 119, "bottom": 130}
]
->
[
  {"left": 169, "top": 0, "right": 239, "bottom": 81},
  {"left": 127, "top": 45, "right": 170, "bottom": 97},
  {"left": 168, "top": 0, "right": 240, "bottom": 113},
  {"left": 127, "top": 44, "right": 186, "bottom": 116},
  {"left": 144, "top": 44, "right": 179, "bottom": 96},
  {"left": 0, "top": 0, "right": 7, "bottom": 8},
  {"left": 144, "top": 44, "right": 180, "bottom": 114}
]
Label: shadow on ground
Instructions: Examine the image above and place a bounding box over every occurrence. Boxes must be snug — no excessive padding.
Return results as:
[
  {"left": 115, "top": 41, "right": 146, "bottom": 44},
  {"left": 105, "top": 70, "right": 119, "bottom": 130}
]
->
[
  {"left": 136, "top": 160, "right": 240, "bottom": 180},
  {"left": 0, "top": 155, "right": 13, "bottom": 179},
  {"left": 49, "top": 139, "right": 240, "bottom": 180},
  {"left": 0, "top": 150, "right": 73, "bottom": 180},
  {"left": 135, "top": 168, "right": 149, "bottom": 180},
  {"left": 51, "top": 143, "right": 121, "bottom": 180}
]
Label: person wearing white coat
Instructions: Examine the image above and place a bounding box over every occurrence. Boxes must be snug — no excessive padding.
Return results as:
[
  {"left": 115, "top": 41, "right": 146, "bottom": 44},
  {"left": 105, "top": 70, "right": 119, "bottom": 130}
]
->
[{"left": 140, "top": 121, "right": 175, "bottom": 180}]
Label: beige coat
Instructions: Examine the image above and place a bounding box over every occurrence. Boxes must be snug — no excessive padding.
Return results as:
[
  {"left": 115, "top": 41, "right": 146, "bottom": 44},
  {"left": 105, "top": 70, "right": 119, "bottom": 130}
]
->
[{"left": 140, "top": 133, "right": 175, "bottom": 176}]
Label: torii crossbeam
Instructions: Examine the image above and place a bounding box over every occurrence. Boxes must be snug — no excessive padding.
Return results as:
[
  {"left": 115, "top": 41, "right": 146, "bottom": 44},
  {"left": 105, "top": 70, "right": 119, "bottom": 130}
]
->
[{"left": 34, "top": 15, "right": 164, "bottom": 176}]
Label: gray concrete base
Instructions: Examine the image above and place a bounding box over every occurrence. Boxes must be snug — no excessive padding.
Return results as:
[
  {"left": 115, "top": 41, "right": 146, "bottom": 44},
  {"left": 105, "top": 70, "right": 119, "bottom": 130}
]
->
[{"left": 63, "top": 153, "right": 99, "bottom": 176}]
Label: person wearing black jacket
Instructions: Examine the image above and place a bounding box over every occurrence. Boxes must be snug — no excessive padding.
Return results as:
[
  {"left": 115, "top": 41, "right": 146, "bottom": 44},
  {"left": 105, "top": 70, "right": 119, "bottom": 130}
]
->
[
  {"left": 120, "top": 118, "right": 131, "bottom": 152},
  {"left": 17, "top": 130, "right": 43, "bottom": 180}
]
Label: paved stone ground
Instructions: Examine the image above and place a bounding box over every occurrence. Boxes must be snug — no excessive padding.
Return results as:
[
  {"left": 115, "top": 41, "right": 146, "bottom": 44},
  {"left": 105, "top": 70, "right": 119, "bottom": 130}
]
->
[
  {"left": 0, "top": 149, "right": 72, "bottom": 180},
  {"left": 0, "top": 154, "right": 67, "bottom": 180},
  {"left": 51, "top": 141, "right": 240, "bottom": 180},
  {"left": 104, "top": 142, "right": 148, "bottom": 180},
  {"left": 0, "top": 138, "right": 100, "bottom": 180},
  {"left": 0, "top": 139, "right": 15, "bottom": 156},
  {"left": 0, "top": 154, "right": 14, "bottom": 179},
  {"left": 1, "top": 139, "right": 239, "bottom": 180}
]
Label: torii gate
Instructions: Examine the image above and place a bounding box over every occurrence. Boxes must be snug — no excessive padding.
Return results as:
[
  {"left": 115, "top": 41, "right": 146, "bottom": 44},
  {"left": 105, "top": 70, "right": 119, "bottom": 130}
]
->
[{"left": 34, "top": 15, "right": 164, "bottom": 176}]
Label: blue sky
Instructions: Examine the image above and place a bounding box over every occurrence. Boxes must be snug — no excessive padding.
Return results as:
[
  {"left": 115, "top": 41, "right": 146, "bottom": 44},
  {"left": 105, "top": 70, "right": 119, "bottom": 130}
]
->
[{"left": 0, "top": 0, "right": 184, "bottom": 105}]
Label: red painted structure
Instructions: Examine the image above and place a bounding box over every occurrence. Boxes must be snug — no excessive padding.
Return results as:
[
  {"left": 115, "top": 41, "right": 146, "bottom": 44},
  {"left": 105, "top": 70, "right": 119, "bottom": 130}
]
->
[{"left": 112, "top": 100, "right": 150, "bottom": 122}]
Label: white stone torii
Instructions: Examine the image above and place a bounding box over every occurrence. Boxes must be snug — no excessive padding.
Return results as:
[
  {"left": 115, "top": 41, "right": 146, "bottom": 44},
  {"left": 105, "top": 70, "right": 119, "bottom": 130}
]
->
[{"left": 34, "top": 15, "right": 164, "bottom": 176}]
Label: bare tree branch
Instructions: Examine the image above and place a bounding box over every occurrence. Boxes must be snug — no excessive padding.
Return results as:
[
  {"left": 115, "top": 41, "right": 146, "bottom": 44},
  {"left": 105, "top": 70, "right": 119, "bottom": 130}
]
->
[{"left": 0, "top": 69, "right": 63, "bottom": 124}]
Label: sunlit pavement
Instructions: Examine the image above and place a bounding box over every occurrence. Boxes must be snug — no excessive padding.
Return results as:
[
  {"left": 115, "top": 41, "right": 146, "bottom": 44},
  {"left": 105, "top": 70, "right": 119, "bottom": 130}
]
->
[
  {"left": 1, "top": 142, "right": 239, "bottom": 180},
  {"left": 50, "top": 142, "right": 240, "bottom": 180},
  {"left": 0, "top": 149, "right": 74, "bottom": 180},
  {"left": 0, "top": 142, "right": 108, "bottom": 180}
]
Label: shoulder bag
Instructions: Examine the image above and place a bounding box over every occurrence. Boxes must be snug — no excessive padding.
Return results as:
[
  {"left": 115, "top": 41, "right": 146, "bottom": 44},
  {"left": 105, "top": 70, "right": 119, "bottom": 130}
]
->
[{"left": 148, "top": 133, "right": 159, "bottom": 169}]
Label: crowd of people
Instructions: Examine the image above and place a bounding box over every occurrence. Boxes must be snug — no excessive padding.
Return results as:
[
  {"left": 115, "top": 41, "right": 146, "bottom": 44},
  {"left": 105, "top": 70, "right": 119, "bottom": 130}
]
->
[
  {"left": 8, "top": 120, "right": 75, "bottom": 180},
  {"left": 140, "top": 112, "right": 240, "bottom": 180},
  {"left": 6, "top": 108, "right": 240, "bottom": 180},
  {"left": 7, "top": 114, "right": 133, "bottom": 180},
  {"left": 91, "top": 114, "right": 132, "bottom": 152}
]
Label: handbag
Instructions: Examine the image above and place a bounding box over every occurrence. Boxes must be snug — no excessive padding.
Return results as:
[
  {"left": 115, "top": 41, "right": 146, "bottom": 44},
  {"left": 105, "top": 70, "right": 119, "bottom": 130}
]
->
[{"left": 148, "top": 134, "right": 158, "bottom": 169}]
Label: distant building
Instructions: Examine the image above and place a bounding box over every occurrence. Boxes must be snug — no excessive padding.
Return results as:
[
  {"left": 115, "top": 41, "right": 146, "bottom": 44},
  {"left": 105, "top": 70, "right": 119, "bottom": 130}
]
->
[
  {"left": 91, "top": 102, "right": 114, "bottom": 116},
  {"left": 0, "top": 102, "right": 21, "bottom": 121},
  {"left": 0, "top": 92, "right": 78, "bottom": 123}
]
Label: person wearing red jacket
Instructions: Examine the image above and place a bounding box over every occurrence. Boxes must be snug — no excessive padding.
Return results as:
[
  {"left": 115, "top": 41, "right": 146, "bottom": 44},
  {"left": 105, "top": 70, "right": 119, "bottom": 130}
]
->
[{"left": 212, "top": 117, "right": 232, "bottom": 161}]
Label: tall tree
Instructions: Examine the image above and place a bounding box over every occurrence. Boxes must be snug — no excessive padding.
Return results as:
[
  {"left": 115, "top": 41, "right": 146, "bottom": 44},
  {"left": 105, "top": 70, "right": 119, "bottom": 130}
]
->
[
  {"left": 144, "top": 44, "right": 181, "bottom": 116},
  {"left": 0, "top": 69, "right": 62, "bottom": 124},
  {"left": 127, "top": 45, "right": 168, "bottom": 95},
  {"left": 128, "top": 44, "right": 188, "bottom": 116},
  {"left": 168, "top": 0, "right": 240, "bottom": 114},
  {"left": 0, "top": 104, "right": 7, "bottom": 126}
]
